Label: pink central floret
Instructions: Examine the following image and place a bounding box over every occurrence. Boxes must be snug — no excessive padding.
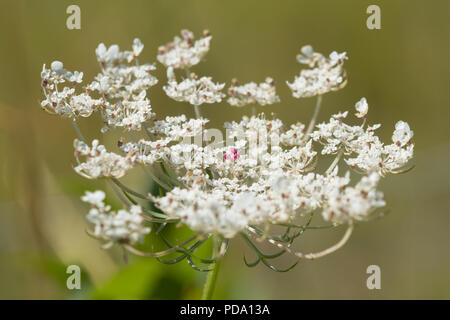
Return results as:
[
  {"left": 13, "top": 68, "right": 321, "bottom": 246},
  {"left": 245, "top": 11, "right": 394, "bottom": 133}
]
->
[{"left": 224, "top": 147, "right": 239, "bottom": 160}]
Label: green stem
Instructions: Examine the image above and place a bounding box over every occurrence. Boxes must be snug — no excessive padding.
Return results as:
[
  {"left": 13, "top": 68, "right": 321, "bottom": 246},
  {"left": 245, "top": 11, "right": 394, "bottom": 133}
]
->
[
  {"left": 201, "top": 258, "right": 221, "bottom": 300},
  {"left": 201, "top": 236, "right": 222, "bottom": 300}
]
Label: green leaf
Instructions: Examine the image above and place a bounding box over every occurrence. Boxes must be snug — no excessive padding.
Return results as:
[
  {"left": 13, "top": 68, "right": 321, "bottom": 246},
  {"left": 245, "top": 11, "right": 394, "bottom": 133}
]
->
[
  {"left": 33, "top": 255, "right": 93, "bottom": 299},
  {"left": 90, "top": 259, "right": 161, "bottom": 300}
]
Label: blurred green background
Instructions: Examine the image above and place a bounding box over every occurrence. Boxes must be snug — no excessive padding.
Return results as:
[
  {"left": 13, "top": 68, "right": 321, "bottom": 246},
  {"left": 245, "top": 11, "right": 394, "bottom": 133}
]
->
[{"left": 0, "top": 0, "right": 449, "bottom": 299}]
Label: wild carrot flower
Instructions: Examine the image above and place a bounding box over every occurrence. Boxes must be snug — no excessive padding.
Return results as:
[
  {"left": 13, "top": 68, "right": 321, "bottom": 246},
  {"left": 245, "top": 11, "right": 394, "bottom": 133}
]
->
[{"left": 39, "top": 30, "right": 415, "bottom": 283}]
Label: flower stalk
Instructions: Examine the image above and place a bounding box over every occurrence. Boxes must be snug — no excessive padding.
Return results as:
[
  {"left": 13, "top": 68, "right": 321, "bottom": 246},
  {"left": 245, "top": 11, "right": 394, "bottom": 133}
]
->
[{"left": 202, "top": 236, "right": 222, "bottom": 300}]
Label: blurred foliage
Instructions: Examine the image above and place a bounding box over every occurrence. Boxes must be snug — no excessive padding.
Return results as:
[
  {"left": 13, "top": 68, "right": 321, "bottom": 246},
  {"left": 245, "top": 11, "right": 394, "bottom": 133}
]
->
[
  {"left": 35, "top": 256, "right": 94, "bottom": 299},
  {"left": 0, "top": 0, "right": 450, "bottom": 299}
]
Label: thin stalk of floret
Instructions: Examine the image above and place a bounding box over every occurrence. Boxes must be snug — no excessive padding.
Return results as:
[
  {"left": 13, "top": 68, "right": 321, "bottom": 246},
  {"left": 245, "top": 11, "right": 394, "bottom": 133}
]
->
[
  {"left": 109, "top": 178, "right": 175, "bottom": 219},
  {"left": 111, "top": 177, "right": 154, "bottom": 200},
  {"left": 135, "top": 160, "right": 174, "bottom": 190},
  {"left": 304, "top": 94, "right": 323, "bottom": 140},
  {"left": 194, "top": 105, "right": 202, "bottom": 119},
  {"left": 156, "top": 162, "right": 186, "bottom": 187},
  {"left": 72, "top": 120, "right": 87, "bottom": 144},
  {"left": 139, "top": 214, "right": 179, "bottom": 223},
  {"left": 142, "top": 122, "right": 154, "bottom": 140},
  {"left": 107, "top": 179, "right": 132, "bottom": 206},
  {"left": 119, "top": 186, "right": 140, "bottom": 205},
  {"left": 302, "top": 155, "right": 319, "bottom": 173},
  {"left": 142, "top": 166, "right": 172, "bottom": 191},
  {"left": 298, "top": 224, "right": 335, "bottom": 229},
  {"left": 390, "top": 164, "right": 416, "bottom": 175},
  {"left": 361, "top": 118, "right": 367, "bottom": 128},
  {"left": 184, "top": 69, "right": 203, "bottom": 119},
  {"left": 325, "top": 149, "right": 344, "bottom": 175}
]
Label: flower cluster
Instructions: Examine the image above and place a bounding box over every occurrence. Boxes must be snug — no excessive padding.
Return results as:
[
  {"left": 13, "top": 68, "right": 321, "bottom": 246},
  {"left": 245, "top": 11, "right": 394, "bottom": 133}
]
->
[
  {"left": 287, "top": 45, "right": 347, "bottom": 98},
  {"left": 41, "top": 61, "right": 94, "bottom": 118},
  {"left": 82, "top": 190, "right": 150, "bottom": 245},
  {"left": 40, "top": 30, "right": 415, "bottom": 268},
  {"left": 227, "top": 77, "right": 280, "bottom": 107},
  {"left": 157, "top": 29, "right": 212, "bottom": 69},
  {"left": 159, "top": 30, "right": 225, "bottom": 109},
  {"left": 164, "top": 68, "right": 226, "bottom": 106},
  {"left": 41, "top": 38, "right": 158, "bottom": 131},
  {"left": 74, "top": 139, "right": 135, "bottom": 179},
  {"left": 345, "top": 120, "right": 414, "bottom": 176}
]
